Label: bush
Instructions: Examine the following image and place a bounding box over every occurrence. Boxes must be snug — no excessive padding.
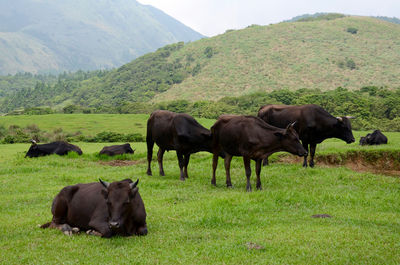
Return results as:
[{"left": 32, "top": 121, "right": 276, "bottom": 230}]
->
[{"left": 346, "top": 27, "right": 358, "bottom": 34}]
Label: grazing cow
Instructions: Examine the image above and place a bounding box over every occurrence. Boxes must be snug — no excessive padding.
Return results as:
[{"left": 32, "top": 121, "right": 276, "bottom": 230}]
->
[
  {"left": 25, "top": 140, "right": 82, "bottom": 157},
  {"left": 99, "top": 143, "right": 135, "bottom": 156},
  {"left": 359, "top": 130, "right": 388, "bottom": 145},
  {"left": 211, "top": 115, "right": 307, "bottom": 191},
  {"left": 258, "top": 104, "right": 355, "bottom": 167},
  {"left": 146, "top": 110, "right": 219, "bottom": 181},
  {"left": 41, "top": 179, "right": 147, "bottom": 238}
]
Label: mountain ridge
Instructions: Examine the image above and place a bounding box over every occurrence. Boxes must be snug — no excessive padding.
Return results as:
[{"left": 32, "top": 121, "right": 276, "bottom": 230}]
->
[{"left": 0, "top": 0, "right": 204, "bottom": 75}]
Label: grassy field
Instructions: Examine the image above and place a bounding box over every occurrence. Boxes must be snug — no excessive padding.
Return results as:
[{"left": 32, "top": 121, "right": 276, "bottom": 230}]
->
[{"left": 0, "top": 114, "right": 399, "bottom": 264}]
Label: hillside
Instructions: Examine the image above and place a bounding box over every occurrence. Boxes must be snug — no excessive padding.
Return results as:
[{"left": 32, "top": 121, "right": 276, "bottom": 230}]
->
[
  {"left": 0, "top": 0, "right": 204, "bottom": 75},
  {"left": 2, "top": 15, "right": 400, "bottom": 112}
]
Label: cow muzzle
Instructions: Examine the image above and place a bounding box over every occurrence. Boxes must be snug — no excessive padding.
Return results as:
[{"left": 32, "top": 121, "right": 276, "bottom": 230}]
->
[
  {"left": 109, "top": 221, "right": 120, "bottom": 229},
  {"left": 347, "top": 138, "right": 355, "bottom": 144}
]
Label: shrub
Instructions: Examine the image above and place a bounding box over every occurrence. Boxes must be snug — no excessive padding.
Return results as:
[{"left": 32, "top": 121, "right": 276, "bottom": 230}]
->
[{"left": 346, "top": 27, "right": 358, "bottom": 34}]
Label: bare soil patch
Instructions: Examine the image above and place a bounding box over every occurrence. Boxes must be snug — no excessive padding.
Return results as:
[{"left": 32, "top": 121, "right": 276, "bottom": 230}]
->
[
  {"left": 277, "top": 152, "right": 400, "bottom": 177},
  {"left": 99, "top": 160, "right": 143, "bottom": 167}
]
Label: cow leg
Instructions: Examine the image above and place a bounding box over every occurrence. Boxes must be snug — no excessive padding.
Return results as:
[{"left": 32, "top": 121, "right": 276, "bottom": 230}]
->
[
  {"left": 211, "top": 151, "right": 219, "bottom": 186},
  {"left": 255, "top": 159, "right": 262, "bottom": 190},
  {"left": 146, "top": 138, "right": 154, "bottom": 176},
  {"left": 243, "top": 156, "right": 252, "bottom": 192},
  {"left": 224, "top": 154, "right": 233, "bottom": 188},
  {"left": 183, "top": 153, "right": 190, "bottom": 179},
  {"left": 157, "top": 148, "right": 165, "bottom": 176},
  {"left": 302, "top": 142, "right": 309, "bottom": 167},
  {"left": 176, "top": 152, "right": 185, "bottom": 181},
  {"left": 262, "top": 156, "right": 269, "bottom": 166},
  {"left": 88, "top": 219, "right": 113, "bottom": 238},
  {"left": 309, "top": 143, "right": 317, "bottom": 168}
]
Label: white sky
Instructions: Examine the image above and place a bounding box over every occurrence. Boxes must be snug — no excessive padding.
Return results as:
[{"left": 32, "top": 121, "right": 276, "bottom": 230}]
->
[{"left": 137, "top": 0, "right": 400, "bottom": 36}]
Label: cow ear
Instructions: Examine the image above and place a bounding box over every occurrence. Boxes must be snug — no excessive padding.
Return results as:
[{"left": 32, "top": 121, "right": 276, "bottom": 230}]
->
[
  {"left": 274, "top": 132, "right": 284, "bottom": 140},
  {"left": 130, "top": 187, "right": 139, "bottom": 198},
  {"left": 30, "top": 139, "right": 37, "bottom": 146}
]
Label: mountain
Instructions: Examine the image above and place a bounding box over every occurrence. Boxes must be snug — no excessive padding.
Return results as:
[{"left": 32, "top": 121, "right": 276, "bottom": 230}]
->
[
  {"left": 0, "top": 0, "right": 204, "bottom": 75},
  {"left": 2, "top": 15, "right": 400, "bottom": 112}
]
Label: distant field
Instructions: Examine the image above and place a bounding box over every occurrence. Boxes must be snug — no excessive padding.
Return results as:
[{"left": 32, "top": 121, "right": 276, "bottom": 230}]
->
[{"left": 0, "top": 114, "right": 217, "bottom": 137}]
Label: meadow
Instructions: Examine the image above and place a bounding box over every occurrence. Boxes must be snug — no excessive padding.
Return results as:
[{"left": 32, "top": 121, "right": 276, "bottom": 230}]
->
[{"left": 0, "top": 114, "right": 399, "bottom": 264}]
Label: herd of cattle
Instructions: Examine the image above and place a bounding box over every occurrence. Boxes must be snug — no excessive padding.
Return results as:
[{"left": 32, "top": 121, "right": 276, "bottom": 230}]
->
[{"left": 24, "top": 104, "right": 388, "bottom": 238}]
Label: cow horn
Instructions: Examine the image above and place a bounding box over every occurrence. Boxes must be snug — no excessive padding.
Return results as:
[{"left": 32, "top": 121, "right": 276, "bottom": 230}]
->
[
  {"left": 336, "top": 117, "right": 343, "bottom": 122},
  {"left": 30, "top": 139, "right": 37, "bottom": 145},
  {"left": 291, "top": 121, "right": 297, "bottom": 127},
  {"left": 99, "top": 179, "right": 110, "bottom": 188},
  {"left": 130, "top": 179, "right": 139, "bottom": 189},
  {"left": 345, "top": 116, "right": 355, "bottom": 119}
]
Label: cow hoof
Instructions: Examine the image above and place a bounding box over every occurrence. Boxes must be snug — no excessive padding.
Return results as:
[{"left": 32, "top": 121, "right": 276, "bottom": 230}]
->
[
  {"left": 72, "top": 227, "right": 80, "bottom": 234},
  {"left": 179, "top": 177, "right": 185, "bottom": 181},
  {"left": 226, "top": 184, "right": 232, "bottom": 188},
  {"left": 160, "top": 172, "right": 165, "bottom": 176},
  {"left": 257, "top": 186, "right": 262, "bottom": 191},
  {"left": 146, "top": 170, "right": 152, "bottom": 176},
  {"left": 137, "top": 227, "right": 148, "bottom": 236},
  {"left": 63, "top": 230, "right": 72, "bottom": 236},
  {"left": 309, "top": 163, "right": 315, "bottom": 168},
  {"left": 86, "top": 229, "right": 102, "bottom": 237}
]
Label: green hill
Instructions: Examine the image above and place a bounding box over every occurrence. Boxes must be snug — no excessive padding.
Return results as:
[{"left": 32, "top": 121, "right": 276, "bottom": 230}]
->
[
  {"left": 0, "top": 0, "right": 204, "bottom": 75},
  {"left": 1, "top": 15, "right": 400, "bottom": 112}
]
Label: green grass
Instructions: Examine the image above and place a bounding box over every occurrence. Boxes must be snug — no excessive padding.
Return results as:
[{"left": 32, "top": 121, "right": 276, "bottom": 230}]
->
[
  {"left": 0, "top": 113, "right": 216, "bottom": 137},
  {"left": 1, "top": 140, "right": 400, "bottom": 264},
  {"left": 0, "top": 114, "right": 399, "bottom": 264}
]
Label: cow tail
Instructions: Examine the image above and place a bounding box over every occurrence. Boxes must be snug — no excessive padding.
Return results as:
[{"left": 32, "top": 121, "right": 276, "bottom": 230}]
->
[{"left": 40, "top": 222, "right": 51, "bottom": 229}]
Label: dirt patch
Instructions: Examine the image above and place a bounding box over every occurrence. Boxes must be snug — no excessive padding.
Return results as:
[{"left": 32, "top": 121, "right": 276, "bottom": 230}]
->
[
  {"left": 277, "top": 151, "right": 400, "bottom": 177},
  {"left": 99, "top": 160, "right": 143, "bottom": 167}
]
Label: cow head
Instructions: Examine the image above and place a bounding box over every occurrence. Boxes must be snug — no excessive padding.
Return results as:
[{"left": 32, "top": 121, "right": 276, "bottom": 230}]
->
[
  {"left": 274, "top": 122, "right": 307, "bottom": 157},
  {"left": 335, "top": 116, "right": 355, "bottom": 144},
  {"left": 99, "top": 178, "right": 139, "bottom": 231},
  {"left": 25, "top": 139, "right": 39, "bottom": 158},
  {"left": 124, "top": 143, "right": 135, "bottom": 154}
]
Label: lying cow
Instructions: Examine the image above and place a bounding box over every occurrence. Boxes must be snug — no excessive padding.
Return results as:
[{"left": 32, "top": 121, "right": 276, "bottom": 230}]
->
[
  {"left": 99, "top": 143, "right": 135, "bottom": 156},
  {"left": 258, "top": 104, "right": 355, "bottom": 167},
  {"left": 25, "top": 140, "right": 82, "bottom": 157},
  {"left": 41, "top": 178, "right": 147, "bottom": 238},
  {"left": 146, "top": 110, "right": 220, "bottom": 181},
  {"left": 359, "top": 130, "right": 388, "bottom": 145},
  {"left": 211, "top": 115, "right": 307, "bottom": 191}
]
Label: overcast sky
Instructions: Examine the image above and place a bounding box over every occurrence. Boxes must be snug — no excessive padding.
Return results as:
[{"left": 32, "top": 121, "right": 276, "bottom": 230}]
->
[{"left": 137, "top": 0, "right": 400, "bottom": 36}]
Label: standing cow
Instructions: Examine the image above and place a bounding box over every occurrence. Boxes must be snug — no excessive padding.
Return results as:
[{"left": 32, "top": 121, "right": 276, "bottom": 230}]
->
[
  {"left": 146, "top": 110, "right": 217, "bottom": 181},
  {"left": 258, "top": 104, "right": 355, "bottom": 167},
  {"left": 211, "top": 115, "right": 307, "bottom": 191},
  {"left": 25, "top": 140, "right": 83, "bottom": 157},
  {"left": 41, "top": 179, "right": 147, "bottom": 237}
]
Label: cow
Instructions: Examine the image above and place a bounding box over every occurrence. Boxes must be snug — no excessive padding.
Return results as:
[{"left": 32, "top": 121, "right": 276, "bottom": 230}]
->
[
  {"left": 211, "top": 115, "right": 307, "bottom": 192},
  {"left": 258, "top": 104, "right": 355, "bottom": 167},
  {"left": 25, "top": 140, "right": 83, "bottom": 157},
  {"left": 146, "top": 110, "right": 220, "bottom": 181},
  {"left": 99, "top": 143, "right": 135, "bottom": 156},
  {"left": 359, "top": 130, "right": 388, "bottom": 145},
  {"left": 40, "top": 178, "right": 147, "bottom": 238}
]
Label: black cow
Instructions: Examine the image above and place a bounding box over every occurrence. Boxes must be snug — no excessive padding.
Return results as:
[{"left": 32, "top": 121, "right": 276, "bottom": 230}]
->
[
  {"left": 359, "top": 130, "right": 388, "bottom": 145},
  {"left": 41, "top": 179, "right": 147, "bottom": 238},
  {"left": 25, "top": 140, "right": 82, "bottom": 157},
  {"left": 258, "top": 104, "right": 355, "bottom": 167},
  {"left": 211, "top": 115, "right": 307, "bottom": 191},
  {"left": 99, "top": 143, "right": 135, "bottom": 156},
  {"left": 146, "top": 110, "right": 217, "bottom": 181}
]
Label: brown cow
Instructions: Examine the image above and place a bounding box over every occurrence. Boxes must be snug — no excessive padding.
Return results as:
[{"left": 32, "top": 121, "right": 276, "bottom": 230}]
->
[
  {"left": 211, "top": 115, "right": 307, "bottom": 191},
  {"left": 41, "top": 179, "right": 147, "bottom": 238},
  {"left": 258, "top": 104, "right": 355, "bottom": 167},
  {"left": 146, "top": 110, "right": 218, "bottom": 181}
]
